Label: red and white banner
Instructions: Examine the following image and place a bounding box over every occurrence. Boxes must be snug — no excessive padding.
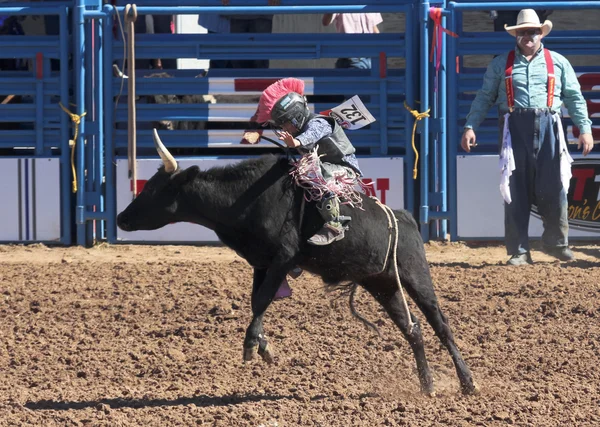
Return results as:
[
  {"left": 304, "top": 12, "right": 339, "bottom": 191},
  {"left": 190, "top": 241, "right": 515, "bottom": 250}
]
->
[{"left": 116, "top": 156, "right": 404, "bottom": 242}]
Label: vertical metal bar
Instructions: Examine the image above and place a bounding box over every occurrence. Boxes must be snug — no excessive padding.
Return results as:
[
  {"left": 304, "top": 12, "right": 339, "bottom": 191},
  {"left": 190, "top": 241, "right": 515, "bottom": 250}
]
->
[
  {"left": 126, "top": 7, "right": 137, "bottom": 199},
  {"left": 85, "top": 16, "right": 95, "bottom": 245},
  {"left": 103, "top": 6, "right": 116, "bottom": 243},
  {"left": 429, "top": 16, "right": 439, "bottom": 240},
  {"left": 439, "top": 3, "right": 448, "bottom": 239},
  {"left": 59, "top": 6, "right": 71, "bottom": 244},
  {"left": 74, "top": 0, "right": 87, "bottom": 246},
  {"left": 447, "top": 6, "right": 459, "bottom": 241},
  {"left": 419, "top": 0, "right": 430, "bottom": 242},
  {"left": 404, "top": 2, "right": 415, "bottom": 214},
  {"left": 374, "top": 53, "right": 388, "bottom": 156},
  {"left": 43, "top": 58, "right": 52, "bottom": 156},
  {"left": 35, "top": 54, "right": 44, "bottom": 156},
  {"left": 96, "top": 18, "right": 105, "bottom": 241}
]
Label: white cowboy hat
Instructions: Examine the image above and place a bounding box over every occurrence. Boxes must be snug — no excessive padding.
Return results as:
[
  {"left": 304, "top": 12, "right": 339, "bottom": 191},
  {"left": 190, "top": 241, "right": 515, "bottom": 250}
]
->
[{"left": 504, "top": 9, "right": 553, "bottom": 37}]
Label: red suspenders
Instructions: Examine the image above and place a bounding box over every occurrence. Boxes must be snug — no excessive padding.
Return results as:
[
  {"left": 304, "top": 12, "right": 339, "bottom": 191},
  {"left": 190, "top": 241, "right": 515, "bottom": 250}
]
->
[{"left": 504, "top": 48, "right": 555, "bottom": 111}]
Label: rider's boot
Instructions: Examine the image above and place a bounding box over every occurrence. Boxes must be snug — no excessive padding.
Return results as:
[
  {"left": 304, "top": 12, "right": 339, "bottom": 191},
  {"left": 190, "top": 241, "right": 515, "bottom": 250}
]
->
[{"left": 307, "top": 196, "right": 347, "bottom": 246}]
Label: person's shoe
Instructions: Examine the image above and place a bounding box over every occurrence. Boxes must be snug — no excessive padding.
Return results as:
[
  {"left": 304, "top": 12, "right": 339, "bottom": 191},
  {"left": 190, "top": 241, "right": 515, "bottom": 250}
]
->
[
  {"left": 307, "top": 222, "right": 345, "bottom": 246},
  {"left": 507, "top": 252, "right": 533, "bottom": 266},
  {"left": 542, "top": 246, "right": 575, "bottom": 261},
  {"left": 288, "top": 267, "right": 303, "bottom": 279},
  {"left": 274, "top": 278, "right": 292, "bottom": 301}
]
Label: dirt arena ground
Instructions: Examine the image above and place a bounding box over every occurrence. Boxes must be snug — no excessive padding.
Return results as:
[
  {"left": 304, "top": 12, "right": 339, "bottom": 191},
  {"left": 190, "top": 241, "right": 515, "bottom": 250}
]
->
[{"left": 2, "top": 242, "right": 600, "bottom": 426}]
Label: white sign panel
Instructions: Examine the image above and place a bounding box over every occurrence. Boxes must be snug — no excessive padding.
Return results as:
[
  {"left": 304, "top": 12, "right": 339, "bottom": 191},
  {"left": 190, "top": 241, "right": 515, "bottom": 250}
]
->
[
  {"left": 457, "top": 154, "right": 600, "bottom": 239},
  {"left": 0, "top": 158, "right": 61, "bottom": 242},
  {"left": 116, "top": 156, "right": 404, "bottom": 242}
]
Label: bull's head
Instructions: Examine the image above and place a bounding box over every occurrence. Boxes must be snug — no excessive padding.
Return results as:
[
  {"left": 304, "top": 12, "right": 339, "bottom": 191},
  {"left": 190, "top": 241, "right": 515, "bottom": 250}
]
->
[{"left": 117, "top": 129, "right": 185, "bottom": 232}]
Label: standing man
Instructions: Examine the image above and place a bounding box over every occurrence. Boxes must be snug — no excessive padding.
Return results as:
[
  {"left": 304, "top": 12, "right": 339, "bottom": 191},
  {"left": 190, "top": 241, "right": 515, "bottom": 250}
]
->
[
  {"left": 461, "top": 9, "right": 594, "bottom": 266},
  {"left": 322, "top": 13, "right": 383, "bottom": 70}
]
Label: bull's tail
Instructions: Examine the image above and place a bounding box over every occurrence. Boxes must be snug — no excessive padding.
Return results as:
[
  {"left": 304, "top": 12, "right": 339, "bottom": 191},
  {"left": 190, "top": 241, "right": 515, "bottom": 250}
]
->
[{"left": 349, "top": 283, "right": 381, "bottom": 337}]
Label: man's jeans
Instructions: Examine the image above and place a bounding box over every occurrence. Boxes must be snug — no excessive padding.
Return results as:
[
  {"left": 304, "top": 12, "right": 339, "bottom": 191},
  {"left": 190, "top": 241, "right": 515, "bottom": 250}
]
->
[{"left": 504, "top": 109, "right": 569, "bottom": 256}]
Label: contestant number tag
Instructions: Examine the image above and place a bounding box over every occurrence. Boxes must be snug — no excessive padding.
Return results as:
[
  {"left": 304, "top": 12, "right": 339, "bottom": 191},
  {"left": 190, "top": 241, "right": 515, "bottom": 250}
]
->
[{"left": 320, "top": 95, "right": 376, "bottom": 130}]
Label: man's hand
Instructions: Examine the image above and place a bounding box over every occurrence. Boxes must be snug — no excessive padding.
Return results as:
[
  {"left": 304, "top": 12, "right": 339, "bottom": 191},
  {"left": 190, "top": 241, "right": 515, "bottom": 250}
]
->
[
  {"left": 277, "top": 131, "right": 300, "bottom": 148},
  {"left": 578, "top": 133, "right": 594, "bottom": 157},
  {"left": 221, "top": 0, "right": 229, "bottom": 6},
  {"left": 461, "top": 128, "right": 477, "bottom": 152},
  {"left": 268, "top": 0, "right": 281, "bottom": 5}
]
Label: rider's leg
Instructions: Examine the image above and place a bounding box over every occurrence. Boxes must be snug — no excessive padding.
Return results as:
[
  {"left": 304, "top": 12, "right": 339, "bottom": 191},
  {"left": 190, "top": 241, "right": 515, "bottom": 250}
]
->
[{"left": 307, "top": 195, "right": 346, "bottom": 246}]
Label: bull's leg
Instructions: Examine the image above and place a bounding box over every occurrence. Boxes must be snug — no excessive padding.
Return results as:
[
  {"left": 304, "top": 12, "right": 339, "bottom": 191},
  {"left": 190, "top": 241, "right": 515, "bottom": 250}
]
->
[
  {"left": 243, "top": 268, "right": 268, "bottom": 362},
  {"left": 243, "top": 265, "right": 290, "bottom": 364},
  {"left": 400, "top": 267, "right": 477, "bottom": 395},
  {"left": 362, "top": 279, "right": 434, "bottom": 395}
]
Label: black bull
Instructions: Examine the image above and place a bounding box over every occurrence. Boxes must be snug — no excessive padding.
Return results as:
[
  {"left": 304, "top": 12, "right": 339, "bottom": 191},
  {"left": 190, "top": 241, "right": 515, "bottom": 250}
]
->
[{"left": 117, "top": 130, "right": 477, "bottom": 396}]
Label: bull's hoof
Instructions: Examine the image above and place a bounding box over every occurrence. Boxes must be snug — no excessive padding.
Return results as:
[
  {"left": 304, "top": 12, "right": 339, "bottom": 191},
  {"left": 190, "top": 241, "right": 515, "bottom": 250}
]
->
[
  {"left": 461, "top": 382, "right": 480, "bottom": 396},
  {"left": 243, "top": 345, "right": 258, "bottom": 362},
  {"left": 420, "top": 385, "right": 435, "bottom": 397},
  {"left": 258, "top": 342, "right": 274, "bottom": 364}
]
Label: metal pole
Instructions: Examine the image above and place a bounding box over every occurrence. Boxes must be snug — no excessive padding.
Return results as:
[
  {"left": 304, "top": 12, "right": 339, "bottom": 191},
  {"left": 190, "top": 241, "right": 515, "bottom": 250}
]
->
[
  {"left": 96, "top": 18, "right": 105, "bottom": 241},
  {"left": 125, "top": 5, "right": 138, "bottom": 199},
  {"left": 439, "top": 1, "right": 448, "bottom": 239},
  {"left": 59, "top": 6, "right": 71, "bottom": 244},
  {"left": 419, "top": 0, "right": 430, "bottom": 242},
  {"left": 102, "top": 6, "right": 116, "bottom": 243},
  {"left": 404, "top": 1, "right": 415, "bottom": 215},
  {"left": 447, "top": 7, "right": 458, "bottom": 241},
  {"left": 74, "top": 0, "right": 87, "bottom": 246}
]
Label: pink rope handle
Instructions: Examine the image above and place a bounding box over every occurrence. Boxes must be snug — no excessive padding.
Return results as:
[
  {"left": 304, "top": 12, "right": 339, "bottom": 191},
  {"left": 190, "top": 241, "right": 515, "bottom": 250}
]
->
[{"left": 290, "top": 150, "right": 368, "bottom": 209}]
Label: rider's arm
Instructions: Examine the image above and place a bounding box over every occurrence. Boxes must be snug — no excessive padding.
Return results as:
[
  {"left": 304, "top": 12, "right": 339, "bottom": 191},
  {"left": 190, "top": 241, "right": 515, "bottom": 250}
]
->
[{"left": 295, "top": 118, "right": 333, "bottom": 151}]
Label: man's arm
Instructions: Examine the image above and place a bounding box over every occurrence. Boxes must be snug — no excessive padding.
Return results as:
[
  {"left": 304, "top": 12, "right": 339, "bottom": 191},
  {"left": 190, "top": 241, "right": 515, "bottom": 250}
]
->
[
  {"left": 561, "top": 59, "right": 592, "bottom": 136},
  {"left": 560, "top": 57, "right": 594, "bottom": 155}
]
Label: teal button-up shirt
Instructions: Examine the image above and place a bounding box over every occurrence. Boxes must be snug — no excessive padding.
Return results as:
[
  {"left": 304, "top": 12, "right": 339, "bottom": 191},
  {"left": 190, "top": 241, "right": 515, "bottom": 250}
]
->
[{"left": 465, "top": 44, "right": 592, "bottom": 135}]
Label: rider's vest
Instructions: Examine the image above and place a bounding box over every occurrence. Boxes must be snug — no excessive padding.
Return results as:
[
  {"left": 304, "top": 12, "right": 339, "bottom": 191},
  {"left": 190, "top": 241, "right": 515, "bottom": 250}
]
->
[
  {"left": 310, "top": 113, "right": 356, "bottom": 163},
  {"left": 505, "top": 48, "right": 555, "bottom": 111}
]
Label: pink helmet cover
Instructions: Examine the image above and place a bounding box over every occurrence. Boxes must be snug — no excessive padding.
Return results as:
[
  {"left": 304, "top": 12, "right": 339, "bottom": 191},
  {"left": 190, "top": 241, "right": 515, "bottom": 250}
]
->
[{"left": 256, "top": 78, "right": 305, "bottom": 124}]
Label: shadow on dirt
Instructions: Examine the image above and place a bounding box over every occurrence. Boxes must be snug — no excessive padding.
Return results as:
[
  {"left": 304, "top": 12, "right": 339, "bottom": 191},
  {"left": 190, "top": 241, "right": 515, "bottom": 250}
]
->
[
  {"left": 24, "top": 393, "right": 293, "bottom": 411},
  {"left": 428, "top": 262, "right": 502, "bottom": 269}
]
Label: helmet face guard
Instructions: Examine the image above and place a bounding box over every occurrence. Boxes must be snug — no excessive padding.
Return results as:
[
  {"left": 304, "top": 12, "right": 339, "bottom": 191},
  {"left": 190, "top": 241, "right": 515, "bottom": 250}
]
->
[{"left": 269, "top": 92, "right": 310, "bottom": 133}]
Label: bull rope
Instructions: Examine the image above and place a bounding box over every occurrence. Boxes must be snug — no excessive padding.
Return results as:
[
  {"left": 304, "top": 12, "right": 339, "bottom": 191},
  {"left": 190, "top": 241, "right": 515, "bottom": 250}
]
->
[
  {"left": 125, "top": 4, "right": 138, "bottom": 199},
  {"left": 289, "top": 149, "right": 369, "bottom": 208},
  {"left": 374, "top": 198, "right": 415, "bottom": 334}
]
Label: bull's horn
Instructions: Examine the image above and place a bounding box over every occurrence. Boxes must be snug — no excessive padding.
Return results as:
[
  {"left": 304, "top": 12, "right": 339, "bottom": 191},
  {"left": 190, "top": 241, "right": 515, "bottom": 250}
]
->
[{"left": 152, "top": 128, "right": 178, "bottom": 173}]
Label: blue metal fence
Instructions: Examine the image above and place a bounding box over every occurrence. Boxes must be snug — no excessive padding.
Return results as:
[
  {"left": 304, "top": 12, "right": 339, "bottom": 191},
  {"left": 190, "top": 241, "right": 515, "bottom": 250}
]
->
[{"left": 0, "top": 2, "right": 71, "bottom": 244}]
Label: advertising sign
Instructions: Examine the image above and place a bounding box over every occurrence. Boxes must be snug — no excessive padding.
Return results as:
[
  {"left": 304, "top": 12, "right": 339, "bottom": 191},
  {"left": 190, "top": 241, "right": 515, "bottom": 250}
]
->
[{"left": 457, "top": 155, "right": 600, "bottom": 239}]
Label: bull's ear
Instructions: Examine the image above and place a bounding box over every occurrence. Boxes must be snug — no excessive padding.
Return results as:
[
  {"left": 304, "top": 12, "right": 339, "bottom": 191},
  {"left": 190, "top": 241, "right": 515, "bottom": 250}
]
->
[{"left": 171, "top": 165, "right": 200, "bottom": 186}]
